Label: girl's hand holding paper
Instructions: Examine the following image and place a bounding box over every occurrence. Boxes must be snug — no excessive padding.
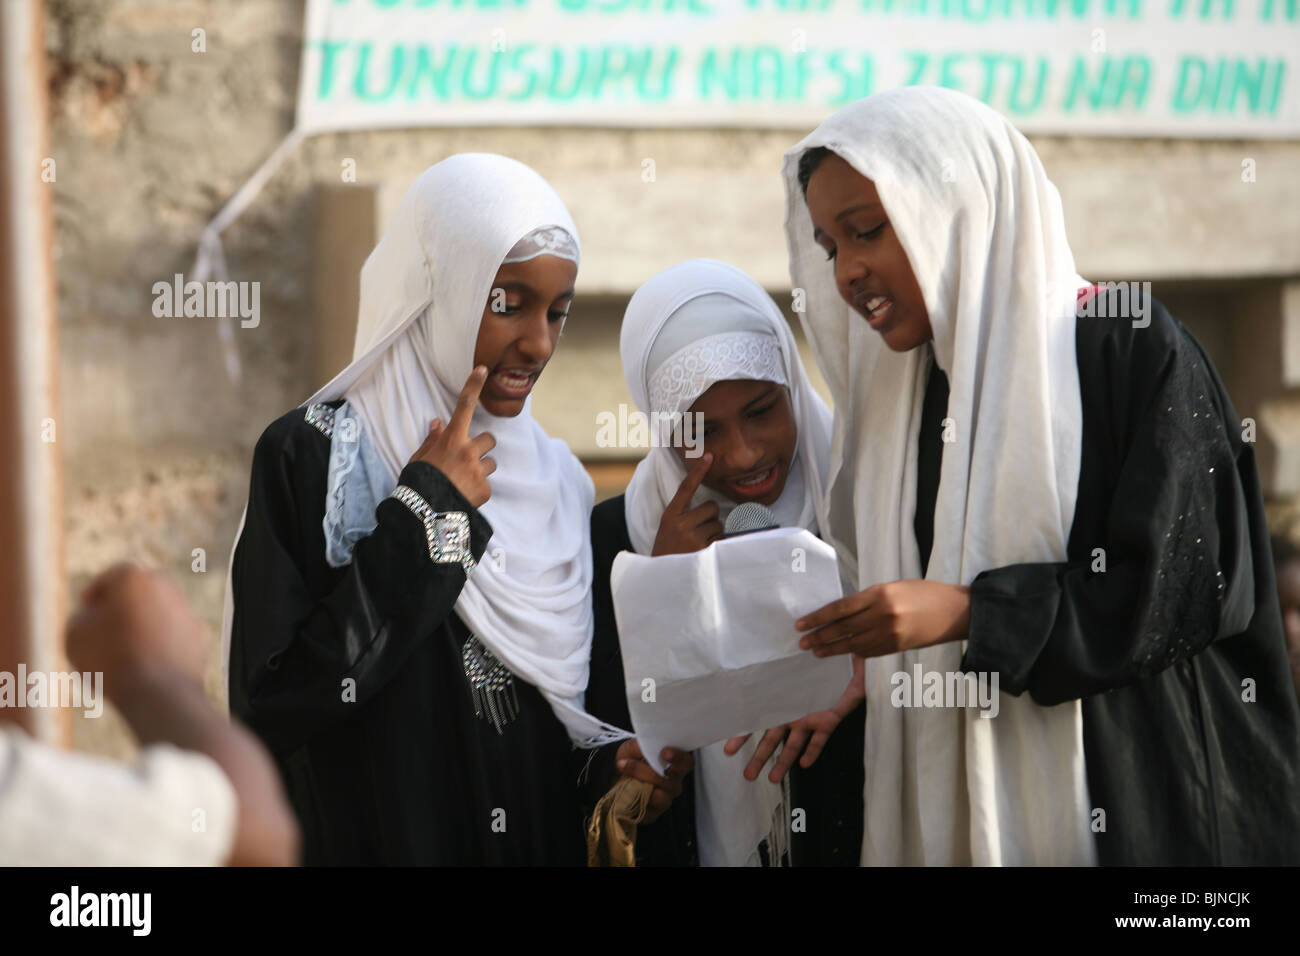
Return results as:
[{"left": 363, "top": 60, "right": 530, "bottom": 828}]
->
[
  {"left": 611, "top": 526, "right": 850, "bottom": 776},
  {"left": 612, "top": 740, "right": 695, "bottom": 823},
  {"left": 725, "top": 656, "right": 864, "bottom": 783},
  {"left": 796, "top": 580, "right": 971, "bottom": 658}
]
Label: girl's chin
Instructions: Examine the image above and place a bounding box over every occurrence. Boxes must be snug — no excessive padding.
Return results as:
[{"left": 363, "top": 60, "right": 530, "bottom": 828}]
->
[
  {"left": 480, "top": 396, "right": 527, "bottom": 417},
  {"left": 711, "top": 475, "right": 789, "bottom": 509},
  {"left": 880, "top": 324, "right": 931, "bottom": 353},
  {"left": 759, "top": 472, "right": 789, "bottom": 505},
  {"left": 881, "top": 334, "right": 924, "bottom": 353}
]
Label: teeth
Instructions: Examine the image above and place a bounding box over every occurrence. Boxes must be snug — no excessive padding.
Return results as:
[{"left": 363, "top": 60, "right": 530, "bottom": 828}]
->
[
  {"left": 495, "top": 370, "right": 532, "bottom": 387},
  {"left": 736, "top": 467, "right": 773, "bottom": 486},
  {"left": 864, "top": 295, "right": 888, "bottom": 314}
]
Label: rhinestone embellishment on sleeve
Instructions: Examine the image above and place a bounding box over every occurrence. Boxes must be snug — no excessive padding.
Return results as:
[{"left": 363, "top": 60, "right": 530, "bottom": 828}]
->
[
  {"left": 388, "top": 485, "right": 476, "bottom": 574},
  {"left": 304, "top": 403, "right": 336, "bottom": 438},
  {"left": 463, "top": 633, "right": 519, "bottom": 734}
]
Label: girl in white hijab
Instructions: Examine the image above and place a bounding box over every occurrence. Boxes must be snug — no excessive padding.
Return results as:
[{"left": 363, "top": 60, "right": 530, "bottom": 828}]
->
[
  {"left": 585, "top": 258, "right": 865, "bottom": 866},
  {"left": 782, "top": 88, "right": 1094, "bottom": 867},
  {"left": 784, "top": 86, "right": 1300, "bottom": 866},
  {"left": 222, "top": 154, "right": 657, "bottom": 865}
]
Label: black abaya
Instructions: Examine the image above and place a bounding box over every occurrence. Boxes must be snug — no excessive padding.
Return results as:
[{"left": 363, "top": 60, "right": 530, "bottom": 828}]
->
[
  {"left": 919, "top": 293, "right": 1300, "bottom": 865},
  {"left": 585, "top": 495, "right": 700, "bottom": 867},
  {"left": 227, "top": 401, "right": 589, "bottom": 865}
]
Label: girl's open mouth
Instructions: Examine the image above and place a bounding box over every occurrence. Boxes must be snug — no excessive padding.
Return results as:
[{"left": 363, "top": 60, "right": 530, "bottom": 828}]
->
[
  {"left": 491, "top": 368, "right": 538, "bottom": 398},
  {"left": 859, "top": 294, "right": 893, "bottom": 329},
  {"left": 726, "top": 463, "right": 780, "bottom": 500}
]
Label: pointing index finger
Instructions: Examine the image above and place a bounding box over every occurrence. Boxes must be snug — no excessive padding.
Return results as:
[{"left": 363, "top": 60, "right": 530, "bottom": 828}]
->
[
  {"left": 667, "top": 451, "right": 712, "bottom": 515},
  {"left": 450, "top": 366, "right": 488, "bottom": 435}
]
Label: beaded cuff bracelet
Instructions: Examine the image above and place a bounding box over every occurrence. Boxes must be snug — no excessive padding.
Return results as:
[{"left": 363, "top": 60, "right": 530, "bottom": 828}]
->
[{"left": 388, "top": 484, "right": 476, "bottom": 575}]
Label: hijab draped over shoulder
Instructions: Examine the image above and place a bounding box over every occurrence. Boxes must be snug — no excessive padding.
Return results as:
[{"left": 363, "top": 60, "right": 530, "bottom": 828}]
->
[
  {"left": 223, "top": 153, "right": 631, "bottom": 748},
  {"left": 782, "top": 87, "right": 1095, "bottom": 865}
]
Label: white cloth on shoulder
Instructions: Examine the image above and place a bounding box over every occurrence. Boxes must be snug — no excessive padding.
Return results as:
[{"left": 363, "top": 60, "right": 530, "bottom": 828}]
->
[
  {"left": 0, "top": 726, "right": 237, "bottom": 866},
  {"left": 781, "top": 86, "right": 1095, "bottom": 865}
]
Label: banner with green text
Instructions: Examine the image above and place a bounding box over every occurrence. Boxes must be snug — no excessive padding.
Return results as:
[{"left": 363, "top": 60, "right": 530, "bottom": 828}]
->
[{"left": 297, "top": 0, "right": 1299, "bottom": 137}]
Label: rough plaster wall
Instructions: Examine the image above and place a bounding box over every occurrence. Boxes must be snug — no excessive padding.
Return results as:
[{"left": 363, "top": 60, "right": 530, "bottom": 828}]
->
[
  {"left": 46, "top": 0, "right": 1300, "bottom": 758},
  {"left": 49, "top": 0, "right": 308, "bottom": 758}
]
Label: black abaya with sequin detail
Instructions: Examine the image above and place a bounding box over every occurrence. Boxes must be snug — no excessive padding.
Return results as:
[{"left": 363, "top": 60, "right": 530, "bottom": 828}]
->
[
  {"left": 915, "top": 294, "right": 1300, "bottom": 865},
  {"left": 227, "top": 401, "right": 589, "bottom": 865}
]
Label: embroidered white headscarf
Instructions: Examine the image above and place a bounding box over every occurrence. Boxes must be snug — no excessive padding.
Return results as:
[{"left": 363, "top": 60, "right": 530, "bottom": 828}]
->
[
  {"left": 222, "top": 153, "right": 631, "bottom": 748},
  {"left": 782, "top": 87, "right": 1096, "bottom": 865},
  {"left": 620, "top": 259, "right": 833, "bottom": 556},
  {"left": 619, "top": 258, "right": 834, "bottom": 866}
]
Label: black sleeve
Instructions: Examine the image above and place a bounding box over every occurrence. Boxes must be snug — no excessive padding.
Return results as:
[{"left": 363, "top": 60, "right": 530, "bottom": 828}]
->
[
  {"left": 580, "top": 496, "right": 635, "bottom": 804},
  {"left": 228, "top": 418, "right": 493, "bottom": 756},
  {"left": 582, "top": 495, "right": 699, "bottom": 866},
  {"left": 960, "top": 300, "right": 1258, "bottom": 705}
]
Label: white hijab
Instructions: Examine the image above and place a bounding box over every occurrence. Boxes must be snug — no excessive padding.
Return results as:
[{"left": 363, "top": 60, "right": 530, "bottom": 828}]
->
[
  {"left": 781, "top": 87, "right": 1096, "bottom": 865},
  {"left": 621, "top": 259, "right": 833, "bottom": 555},
  {"left": 222, "top": 153, "right": 630, "bottom": 748},
  {"left": 619, "top": 258, "right": 833, "bottom": 866}
]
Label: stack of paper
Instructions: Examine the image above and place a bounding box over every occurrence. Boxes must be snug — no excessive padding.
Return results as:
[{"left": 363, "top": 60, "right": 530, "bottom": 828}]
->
[{"left": 610, "top": 527, "right": 851, "bottom": 775}]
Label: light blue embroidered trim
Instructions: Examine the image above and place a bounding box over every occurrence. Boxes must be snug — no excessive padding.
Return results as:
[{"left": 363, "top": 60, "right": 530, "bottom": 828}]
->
[{"left": 321, "top": 402, "right": 392, "bottom": 568}]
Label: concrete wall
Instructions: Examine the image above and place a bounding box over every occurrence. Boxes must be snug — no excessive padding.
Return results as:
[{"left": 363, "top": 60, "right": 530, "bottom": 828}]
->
[{"left": 45, "top": 0, "right": 1300, "bottom": 758}]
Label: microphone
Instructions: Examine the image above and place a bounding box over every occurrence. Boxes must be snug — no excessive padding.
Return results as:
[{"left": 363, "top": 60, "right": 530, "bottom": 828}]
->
[{"left": 722, "top": 501, "right": 778, "bottom": 538}]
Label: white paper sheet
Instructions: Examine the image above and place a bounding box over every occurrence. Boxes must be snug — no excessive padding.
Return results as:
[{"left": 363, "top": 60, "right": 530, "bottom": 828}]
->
[{"left": 610, "top": 527, "right": 850, "bottom": 775}]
